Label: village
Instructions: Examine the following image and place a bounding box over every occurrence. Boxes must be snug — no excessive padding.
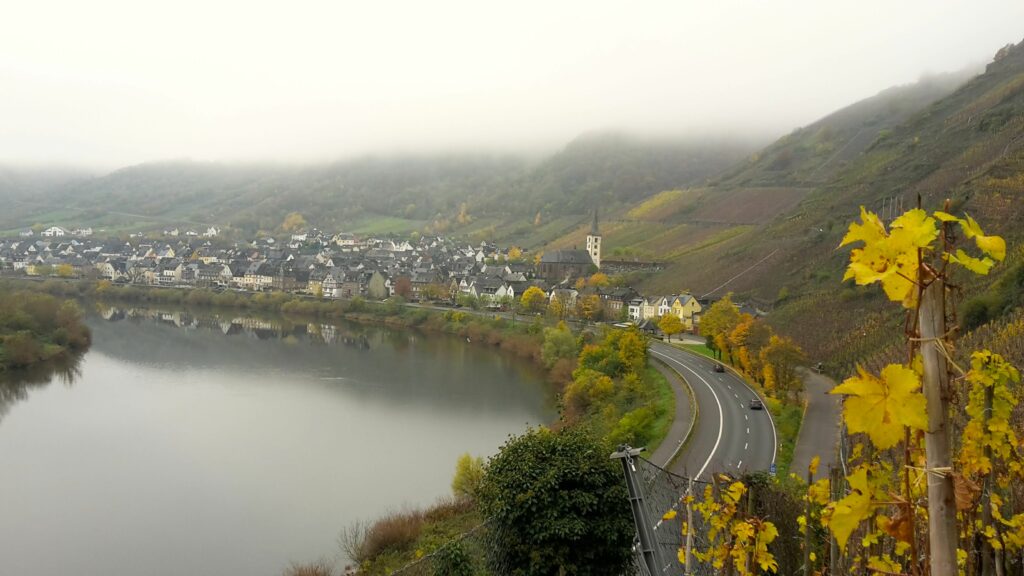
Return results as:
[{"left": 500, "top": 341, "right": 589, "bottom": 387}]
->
[{"left": 0, "top": 216, "right": 751, "bottom": 334}]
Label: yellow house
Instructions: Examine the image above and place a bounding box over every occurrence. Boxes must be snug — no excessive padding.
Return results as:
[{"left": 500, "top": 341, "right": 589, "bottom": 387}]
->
[{"left": 669, "top": 294, "right": 702, "bottom": 331}]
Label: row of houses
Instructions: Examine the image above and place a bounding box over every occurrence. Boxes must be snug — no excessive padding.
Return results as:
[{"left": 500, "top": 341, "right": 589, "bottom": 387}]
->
[{"left": 0, "top": 228, "right": 738, "bottom": 332}]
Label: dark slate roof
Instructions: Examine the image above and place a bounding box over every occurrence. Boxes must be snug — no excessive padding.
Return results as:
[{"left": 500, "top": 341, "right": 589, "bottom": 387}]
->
[{"left": 539, "top": 249, "right": 593, "bottom": 265}]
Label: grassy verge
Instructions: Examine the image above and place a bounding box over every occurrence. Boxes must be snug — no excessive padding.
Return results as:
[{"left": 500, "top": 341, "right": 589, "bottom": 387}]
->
[
  {"left": 766, "top": 397, "right": 803, "bottom": 475},
  {"left": 641, "top": 365, "right": 675, "bottom": 456},
  {"left": 673, "top": 341, "right": 716, "bottom": 359}
]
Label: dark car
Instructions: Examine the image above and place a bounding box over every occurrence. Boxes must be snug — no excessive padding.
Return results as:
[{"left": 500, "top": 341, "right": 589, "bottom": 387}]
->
[
  {"left": 713, "top": 363, "right": 725, "bottom": 373},
  {"left": 749, "top": 399, "right": 764, "bottom": 410}
]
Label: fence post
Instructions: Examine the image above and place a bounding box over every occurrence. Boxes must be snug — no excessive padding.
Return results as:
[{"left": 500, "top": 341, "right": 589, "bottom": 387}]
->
[{"left": 612, "top": 445, "right": 662, "bottom": 576}]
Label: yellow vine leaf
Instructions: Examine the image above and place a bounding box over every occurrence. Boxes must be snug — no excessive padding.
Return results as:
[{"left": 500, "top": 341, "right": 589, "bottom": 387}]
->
[
  {"left": 946, "top": 248, "right": 996, "bottom": 275},
  {"left": 840, "top": 207, "right": 937, "bottom": 308},
  {"left": 826, "top": 467, "right": 874, "bottom": 551},
  {"left": 809, "top": 455, "right": 820, "bottom": 477},
  {"left": 959, "top": 214, "right": 1006, "bottom": 261},
  {"left": 808, "top": 478, "right": 831, "bottom": 505},
  {"left": 663, "top": 509, "right": 678, "bottom": 521},
  {"left": 831, "top": 364, "right": 928, "bottom": 449}
]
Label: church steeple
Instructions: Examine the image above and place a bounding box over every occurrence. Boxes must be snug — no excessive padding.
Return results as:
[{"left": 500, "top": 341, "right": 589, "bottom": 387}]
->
[{"left": 586, "top": 207, "right": 601, "bottom": 269}]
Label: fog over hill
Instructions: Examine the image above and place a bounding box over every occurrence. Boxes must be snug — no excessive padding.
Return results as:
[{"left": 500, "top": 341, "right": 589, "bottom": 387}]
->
[{"left": 2, "top": 1, "right": 1022, "bottom": 167}]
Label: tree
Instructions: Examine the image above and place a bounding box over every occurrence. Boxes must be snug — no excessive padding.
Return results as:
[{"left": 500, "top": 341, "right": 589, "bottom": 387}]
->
[
  {"left": 658, "top": 313, "right": 683, "bottom": 342},
  {"left": 700, "top": 293, "right": 741, "bottom": 360},
  {"left": 547, "top": 293, "right": 568, "bottom": 320},
  {"left": 507, "top": 246, "right": 523, "bottom": 262},
  {"left": 393, "top": 277, "right": 412, "bottom": 300},
  {"left": 451, "top": 453, "right": 486, "bottom": 499},
  {"left": 56, "top": 264, "right": 74, "bottom": 278},
  {"left": 588, "top": 272, "right": 609, "bottom": 287},
  {"left": 280, "top": 212, "right": 306, "bottom": 232},
  {"left": 520, "top": 286, "right": 546, "bottom": 314},
  {"left": 541, "top": 325, "right": 577, "bottom": 368},
  {"left": 478, "top": 427, "right": 635, "bottom": 576},
  {"left": 576, "top": 294, "right": 602, "bottom": 322},
  {"left": 758, "top": 334, "right": 806, "bottom": 399}
]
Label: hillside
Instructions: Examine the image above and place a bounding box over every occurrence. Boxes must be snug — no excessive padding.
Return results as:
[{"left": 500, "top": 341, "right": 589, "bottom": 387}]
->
[
  {"left": 539, "top": 68, "right": 976, "bottom": 266},
  {"left": 0, "top": 134, "right": 754, "bottom": 240},
  {"left": 622, "top": 40, "right": 1024, "bottom": 370}
]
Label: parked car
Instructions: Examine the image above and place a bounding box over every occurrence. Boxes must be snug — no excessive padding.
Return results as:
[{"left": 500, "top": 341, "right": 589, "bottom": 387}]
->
[
  {"left": 749, "top": 399, "right": 764, "bottom": 410},
  {"left": 713, "top": 363, "right": 725, "bottom": 373}
]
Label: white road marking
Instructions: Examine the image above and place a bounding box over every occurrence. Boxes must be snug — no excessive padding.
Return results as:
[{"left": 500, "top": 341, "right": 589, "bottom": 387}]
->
[
  {"left": 737, "top": 460, "right": 743, "bottom": 468},
  {"left": 734, "top": 393, "right": 739, "bottom": 398},
  {"left": 746, "top": 427, "right": 750, "bottom": 434},
  {"left": 745, "top": 414, "right": 749, "bottom": 421},
  {"left": 651, "top": 349, "right": 723, "bottom": 481},
  {"left": 744, "top": 442, "right": 748, "bottom": 450}
]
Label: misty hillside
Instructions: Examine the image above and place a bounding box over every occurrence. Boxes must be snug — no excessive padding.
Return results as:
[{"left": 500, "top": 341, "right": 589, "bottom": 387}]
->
[
  {"left": 622, "top": 40, "right": 1024, "bottom": 370},
  {"left": 0, "top": 134, "right": 753, "bottom": 238}
]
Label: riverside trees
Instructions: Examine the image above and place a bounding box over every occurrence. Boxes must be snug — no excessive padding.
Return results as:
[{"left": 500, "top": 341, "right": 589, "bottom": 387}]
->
[{"left": 0, "top": 290, "right": 91, "bottom": 369}]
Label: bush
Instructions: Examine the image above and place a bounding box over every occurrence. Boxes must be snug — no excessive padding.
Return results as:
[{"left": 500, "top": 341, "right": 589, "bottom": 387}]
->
[
  {"left": 431, "top": 541, "right": 474, "bottom": 576},
  {"left": 451, "top": 453, "right": 486, "bottom": 499},
  {"left": 478, "top": 427, "right": 634, "bottom": 576},
  {"left": 358, "top": 509, "right": 425, "bottom": 561}
]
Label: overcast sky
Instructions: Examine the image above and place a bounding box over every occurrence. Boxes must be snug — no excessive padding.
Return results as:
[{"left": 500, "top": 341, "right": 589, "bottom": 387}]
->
[{"left": 2, "top": 0, "right": 1022, "bottom": 169}]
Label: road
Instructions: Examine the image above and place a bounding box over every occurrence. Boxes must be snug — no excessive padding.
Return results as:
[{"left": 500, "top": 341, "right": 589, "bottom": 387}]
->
[
  {"left": 649, "top": 341, "right": 777, "bottom": 480},
  {"left": 791, "top": 368, "right": 841, "bottom": 476}
]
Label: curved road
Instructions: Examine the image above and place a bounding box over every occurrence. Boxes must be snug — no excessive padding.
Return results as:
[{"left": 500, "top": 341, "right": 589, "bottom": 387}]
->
[{"left": 649, "top": 341, "right": 776, "bottom": 480}]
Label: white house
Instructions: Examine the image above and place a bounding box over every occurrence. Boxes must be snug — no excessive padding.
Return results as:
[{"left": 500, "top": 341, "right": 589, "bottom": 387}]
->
[{"left": 41, "top": 226, "right": 66, "bottom": 237}]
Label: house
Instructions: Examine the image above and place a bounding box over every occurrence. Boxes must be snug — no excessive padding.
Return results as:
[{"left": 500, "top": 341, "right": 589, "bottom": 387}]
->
[
  {"left": 41, "top": 226, "right": 66, "bottom": 237},
  {"left": 668, "top": 294, "right": 703, "bottom": 332},
  {"left": 596, "top": 286, "right": 639, "bottom": 320}
]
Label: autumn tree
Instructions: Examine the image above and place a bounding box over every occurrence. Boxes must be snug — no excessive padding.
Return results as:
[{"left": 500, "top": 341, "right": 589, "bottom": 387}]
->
[
  {"left": 658, "top": 313, "right": 683, "bottom": 342},
  {"left": 507, "top": 246, "right": 523, "bottom": 262},
  {"left": 700, "top": 293, "right": 741, "bottom": 361},
  {"left": 576, "top": 294, "right": 602, "bottom": 322},
  {"left": 758, "top": 334, "right": 805, "bottom": 399},
  {"left": 588, "top": 272, "right": 609, "bottom": 287},
  {"left": 520, "top": 286, "right": 547, "bottom": 314},
  {"left": 280, "top": 212, "right": 307, "bottom": 232},
  {"left": 393, "top": 276, "right": 412, "bottom": 300}
]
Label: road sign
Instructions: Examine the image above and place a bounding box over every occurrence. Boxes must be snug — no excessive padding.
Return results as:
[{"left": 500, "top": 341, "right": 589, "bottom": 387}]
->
[{"left": 769, "top": 463, "right": 777, "bottom": 477}]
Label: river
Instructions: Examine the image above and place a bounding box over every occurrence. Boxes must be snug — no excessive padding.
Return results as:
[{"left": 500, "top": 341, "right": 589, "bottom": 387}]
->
[{"left": 0, "top": 305, "right": 554, "bottom": 576}]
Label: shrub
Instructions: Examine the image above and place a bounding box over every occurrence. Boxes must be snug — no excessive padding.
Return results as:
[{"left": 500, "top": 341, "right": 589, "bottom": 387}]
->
[
  {"left": 283, "top": 560, "right": 335, "bottom": 576},
  {"left": 431, "top": 541, "right": 474, "bottom": 576},
  {"left": 359, "top": 509, "right": 425, "bottom": 561},
  {"left": 478, "top": 427, "right": 634, "bottom": 576},
  {"left": 451, "top": 453, "right": 486, "bottom": 499}
]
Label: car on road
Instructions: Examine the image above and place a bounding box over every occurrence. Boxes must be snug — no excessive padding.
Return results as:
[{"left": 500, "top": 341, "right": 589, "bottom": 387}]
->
[
  {"left": 713, "top": 363, "right": 725, "bottom": 373},
  {"left": 749, "top": 399, "right": 764, "bottom": 410}
]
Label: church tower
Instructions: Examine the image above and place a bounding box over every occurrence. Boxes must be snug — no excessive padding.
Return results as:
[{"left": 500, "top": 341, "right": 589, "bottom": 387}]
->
[{"left": 586, "top": 207, "right": 601, "bottom": 269}]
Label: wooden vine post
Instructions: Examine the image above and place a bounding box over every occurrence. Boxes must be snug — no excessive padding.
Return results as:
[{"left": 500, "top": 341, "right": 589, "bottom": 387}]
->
[{"left": 917, "top": 270, "right": 958, "bottom": 576}]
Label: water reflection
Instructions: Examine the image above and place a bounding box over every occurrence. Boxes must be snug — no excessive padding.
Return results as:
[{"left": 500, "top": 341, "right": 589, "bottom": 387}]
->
[
  {"left": 0, "top": 304, "right": 552, "bottom": 576},
  {"left": 0, "top": 352, "right": 83, "bottom": 424}
]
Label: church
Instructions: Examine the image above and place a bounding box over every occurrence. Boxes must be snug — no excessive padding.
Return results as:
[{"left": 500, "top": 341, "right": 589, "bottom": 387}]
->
[{"left": 538, "top": 209, "right": 601, "bottom": 282}]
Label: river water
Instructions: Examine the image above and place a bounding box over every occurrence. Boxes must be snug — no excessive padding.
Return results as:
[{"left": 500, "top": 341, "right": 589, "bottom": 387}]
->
[{"left": 0, "top": 306, "right": 553, "bottom": 576}]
